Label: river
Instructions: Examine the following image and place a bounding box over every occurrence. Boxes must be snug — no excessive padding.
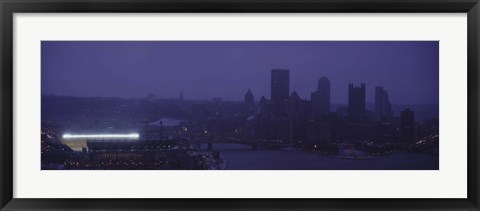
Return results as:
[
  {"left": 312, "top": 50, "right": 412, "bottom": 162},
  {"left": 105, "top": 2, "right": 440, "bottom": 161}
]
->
[{"left": 202, "top": 143, "right": 439, "bottom": 170}]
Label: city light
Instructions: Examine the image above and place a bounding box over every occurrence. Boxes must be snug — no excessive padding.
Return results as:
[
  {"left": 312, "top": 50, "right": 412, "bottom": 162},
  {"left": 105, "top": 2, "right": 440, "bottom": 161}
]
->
[{"left": 62, "top": 133, "right": 139, "bottom": 139}]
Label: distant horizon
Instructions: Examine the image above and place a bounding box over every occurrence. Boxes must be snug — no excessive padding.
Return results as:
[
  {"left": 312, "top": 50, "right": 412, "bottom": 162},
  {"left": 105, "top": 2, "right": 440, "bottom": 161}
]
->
[
  {"left": 41, "top": 94, "right": 440, "bottom": 106},
  {"left": 42, "top": 41, "right": 439, "bottom": 104}
]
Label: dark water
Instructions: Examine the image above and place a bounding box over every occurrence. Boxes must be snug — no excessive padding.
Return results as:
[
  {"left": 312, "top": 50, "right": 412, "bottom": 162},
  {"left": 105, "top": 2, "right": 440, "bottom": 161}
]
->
[{"left": 203, "top": 144, "right": 439, "bottom": 170}]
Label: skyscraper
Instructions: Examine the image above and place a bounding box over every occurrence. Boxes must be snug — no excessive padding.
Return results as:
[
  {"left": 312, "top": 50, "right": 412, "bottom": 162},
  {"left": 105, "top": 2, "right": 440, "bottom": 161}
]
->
[
  {"left": 348, "top": 83, "right": 366, "bottom": 123},
  {"left": 244, "top": 89, "right": 255, "bottom": 114},
  {"left": 311, "top": 77, "right": 331, "bottom": 119},
  {"left": 288, "top": 91, "right": 308, "bottom": 144},
  {"left": 401, "top": 109, "right": 415, "bottom": 143},
  {"left": 271, "top": 69, "right": 289, "bottom": 103},
  {"left": 375, "top": 87, "right": 392, "bottom": 122},
  {"left": 271, "top": 69, "right": 290, "bottom": 115}
]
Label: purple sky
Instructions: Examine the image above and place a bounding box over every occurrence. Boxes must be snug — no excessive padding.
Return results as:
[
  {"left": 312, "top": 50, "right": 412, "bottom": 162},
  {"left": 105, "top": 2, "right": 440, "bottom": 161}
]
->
[{"left": 41, "top": 41, "right": 438, "bottom": 104}]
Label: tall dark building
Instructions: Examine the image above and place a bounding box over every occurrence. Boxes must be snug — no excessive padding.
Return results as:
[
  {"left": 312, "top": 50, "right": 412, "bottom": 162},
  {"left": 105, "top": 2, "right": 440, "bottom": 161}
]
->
[
  {"left": 375, "top": 87, "right": 392, "bottom": 122},
  {"left": 271, "top": 69, "right": 290, "bottom": 115},
  {"left": 244, "top": 89, "right": 255, "bottom": 114},
  {"left": 311, "top": 77, "right": 331, "bottom": 119},
  {"left": 259, "top": 96, "right": 268, "bottom": 110},
  {"left": 271, "top": 69, "right": 290, "bottom": 103},
  {"left": 288, "top": 91, "right": 301, "bottom": 113},
  {"left": 348, "top": 83, "right": 366, "bottom": 123},
  {"left": 401, "top": 109, "right": 415, "bottom": 143},
  {"left": 288, "top": 91, "right": 308, "bottom": 143}
]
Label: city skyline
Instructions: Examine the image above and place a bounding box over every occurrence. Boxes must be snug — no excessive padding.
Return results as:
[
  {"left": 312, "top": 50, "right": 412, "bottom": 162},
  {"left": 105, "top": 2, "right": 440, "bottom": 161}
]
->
[
  {"left": 41, "top": 41, "right": 439, "bottom": 170},
  {"left": 41, "top": 41, "right": 439, "bottom": 104}
]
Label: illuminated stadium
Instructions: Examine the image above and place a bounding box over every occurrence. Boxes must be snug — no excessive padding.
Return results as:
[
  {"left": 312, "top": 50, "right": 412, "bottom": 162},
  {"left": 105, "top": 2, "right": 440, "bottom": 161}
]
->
[{"left": 60, "top": 133, "right": 140, "bottom": 151}]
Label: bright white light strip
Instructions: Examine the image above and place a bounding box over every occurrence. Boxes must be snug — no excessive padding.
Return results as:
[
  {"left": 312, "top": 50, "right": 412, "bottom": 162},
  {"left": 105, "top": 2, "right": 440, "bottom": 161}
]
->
[{"left": 62, "top": 133, "right": 139, "bottom": 139}]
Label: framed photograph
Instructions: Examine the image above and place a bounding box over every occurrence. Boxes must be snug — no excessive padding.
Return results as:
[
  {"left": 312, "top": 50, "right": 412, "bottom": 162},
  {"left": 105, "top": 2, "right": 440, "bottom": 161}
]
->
[{"left": 1, "top": 0, "right": 479, "bottom": 210}]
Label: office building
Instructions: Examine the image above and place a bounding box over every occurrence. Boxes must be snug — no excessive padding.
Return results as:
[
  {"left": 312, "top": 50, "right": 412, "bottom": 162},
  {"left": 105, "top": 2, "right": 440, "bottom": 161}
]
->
[
  {"left": 375, "top": 87, "right": 393, "bottom": 122},
  {"left": 311, "top": 77, "right": 331, "bottom": 119},
  {"left": 348, "top": 83, "right": 366, "bottom": 123},
  {"left": 244, "top": 89, "right": 255, "bottom": 114},
  {"left": 271, "top": 69, "right": 290, "bottom": 115},
  {"left": 401, "top": 109, "right": 415, "bottom": 143}
]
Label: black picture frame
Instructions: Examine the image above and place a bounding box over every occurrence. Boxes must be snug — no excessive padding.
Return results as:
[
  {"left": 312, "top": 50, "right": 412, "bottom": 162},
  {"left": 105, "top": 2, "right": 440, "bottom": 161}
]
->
[{"left": 1, "top": 0, "right": 479, "bottom": 210}]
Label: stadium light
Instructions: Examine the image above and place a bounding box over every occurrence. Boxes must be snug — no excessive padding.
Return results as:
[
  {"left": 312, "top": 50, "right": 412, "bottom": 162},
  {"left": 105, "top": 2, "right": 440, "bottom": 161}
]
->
[{"left": 62, "top": 133, "right": 139, "bottom": 139}]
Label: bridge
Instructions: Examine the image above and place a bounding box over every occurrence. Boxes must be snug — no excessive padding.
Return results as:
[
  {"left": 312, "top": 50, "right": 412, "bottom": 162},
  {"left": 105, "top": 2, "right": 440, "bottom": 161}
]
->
[{"left": 178, "top": 136, "right": 289, "bottom": 150}]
